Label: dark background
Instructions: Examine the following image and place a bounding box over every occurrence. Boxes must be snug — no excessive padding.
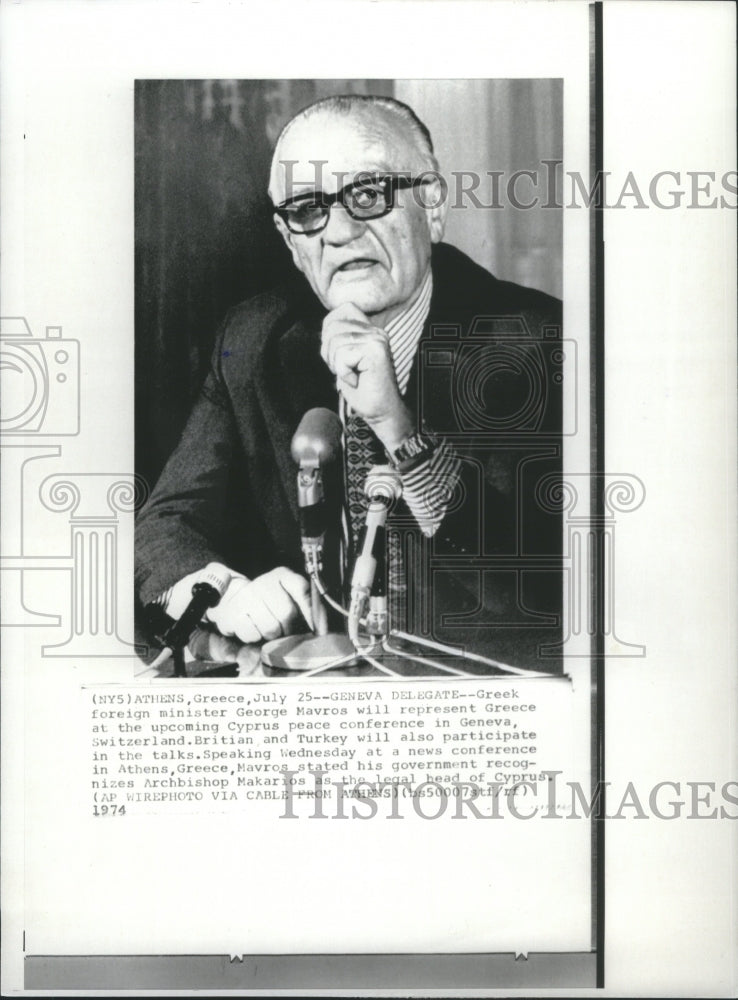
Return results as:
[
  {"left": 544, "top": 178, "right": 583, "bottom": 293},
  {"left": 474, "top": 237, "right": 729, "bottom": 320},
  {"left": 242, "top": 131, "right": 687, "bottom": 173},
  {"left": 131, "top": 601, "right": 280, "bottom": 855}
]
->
[
  {"left": 135, "top": 79, "right": 393, "bottom": 493},
  {"left": 135, "top": 78, "right": 562, "bottom": 494}
]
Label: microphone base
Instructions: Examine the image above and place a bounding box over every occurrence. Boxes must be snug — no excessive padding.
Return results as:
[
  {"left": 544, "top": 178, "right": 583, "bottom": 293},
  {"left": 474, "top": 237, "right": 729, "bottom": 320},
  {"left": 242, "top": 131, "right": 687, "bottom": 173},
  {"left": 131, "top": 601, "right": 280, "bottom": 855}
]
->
[{"left": 260, "top": 632, "right": 359, "bottom": 672}]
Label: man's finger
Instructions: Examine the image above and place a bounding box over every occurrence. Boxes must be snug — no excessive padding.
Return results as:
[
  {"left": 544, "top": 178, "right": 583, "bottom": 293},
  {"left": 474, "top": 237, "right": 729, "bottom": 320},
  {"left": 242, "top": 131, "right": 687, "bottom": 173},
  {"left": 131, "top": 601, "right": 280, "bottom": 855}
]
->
[
  {"left": 233, "top": 614, "right": 263, "bottom": 645},
  {"left": 333, "top": 347, "right": 363, "bottom": 386},
  {"left": 250, "top": 577, "right": 300, "bottom": 636},
  {"left": 321, "top": 314, "right": 373, "bottom": 365},
  {"left": 277, "top": 569, "right": 314, "bottom": 631},
  {"left": 327, "top": 301, "right": 371, "bottom": 324},
  {"left": 246, "top": 595, "right": 284, "bottom": 641},
  {"left": 322, "top": 327, "right": 366, "bottom": 371}
]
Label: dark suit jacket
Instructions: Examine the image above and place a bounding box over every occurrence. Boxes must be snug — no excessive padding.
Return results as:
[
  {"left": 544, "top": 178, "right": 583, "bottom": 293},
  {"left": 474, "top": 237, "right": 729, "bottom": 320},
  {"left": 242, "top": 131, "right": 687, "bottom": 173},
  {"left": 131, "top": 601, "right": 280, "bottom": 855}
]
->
[{"left": 136, "top": 242, "right": 564, "bottom": 669}]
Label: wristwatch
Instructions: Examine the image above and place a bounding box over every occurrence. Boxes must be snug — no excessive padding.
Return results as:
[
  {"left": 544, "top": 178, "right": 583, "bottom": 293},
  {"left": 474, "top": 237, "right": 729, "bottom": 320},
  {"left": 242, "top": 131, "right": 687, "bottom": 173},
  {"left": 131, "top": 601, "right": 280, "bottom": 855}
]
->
[{"left": 388, "top": 428, "right": 440, "bottom": 473}]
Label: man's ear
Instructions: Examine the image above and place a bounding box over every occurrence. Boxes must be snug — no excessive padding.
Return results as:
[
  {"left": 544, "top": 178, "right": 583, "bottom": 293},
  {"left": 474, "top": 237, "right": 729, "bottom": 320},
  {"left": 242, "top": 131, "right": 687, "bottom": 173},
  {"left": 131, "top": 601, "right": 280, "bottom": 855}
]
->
[
  {"left": 274, "top": 214, "right": 306, "bottom": 274},
  {"left": 423, "top": 174, "right": 449, "bottom": 244}
]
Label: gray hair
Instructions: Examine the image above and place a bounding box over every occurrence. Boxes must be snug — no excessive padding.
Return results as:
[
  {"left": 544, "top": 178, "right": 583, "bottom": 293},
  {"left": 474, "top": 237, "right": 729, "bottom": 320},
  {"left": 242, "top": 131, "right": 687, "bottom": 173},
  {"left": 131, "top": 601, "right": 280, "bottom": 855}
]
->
[{"left": 269, "top": 93, "right": 439, "bottom": 199}]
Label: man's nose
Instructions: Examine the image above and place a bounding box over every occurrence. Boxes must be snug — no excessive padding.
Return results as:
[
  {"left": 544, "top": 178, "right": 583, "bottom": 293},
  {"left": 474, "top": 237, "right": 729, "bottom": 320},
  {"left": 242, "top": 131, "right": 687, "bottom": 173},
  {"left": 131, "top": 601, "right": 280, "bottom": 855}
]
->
[{"left": 321, "top": 202, "right": 366, "bottom": 245}]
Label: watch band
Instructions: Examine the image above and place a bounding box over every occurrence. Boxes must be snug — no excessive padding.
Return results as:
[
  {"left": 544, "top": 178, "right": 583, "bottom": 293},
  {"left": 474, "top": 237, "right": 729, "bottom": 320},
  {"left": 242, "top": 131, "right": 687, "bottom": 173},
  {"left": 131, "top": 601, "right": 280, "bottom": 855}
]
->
[{"left": 388, "top": 429, "right": 440, "bottom": 472}]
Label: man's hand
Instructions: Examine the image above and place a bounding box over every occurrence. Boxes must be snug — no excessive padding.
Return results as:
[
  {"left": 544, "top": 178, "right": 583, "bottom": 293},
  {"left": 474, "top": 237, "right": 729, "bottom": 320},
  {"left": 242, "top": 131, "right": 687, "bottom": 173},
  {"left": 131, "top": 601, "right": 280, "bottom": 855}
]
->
[
  {"left": 207, "top": 568, "right": 313, "bottom": 643},
  {"left": 164, "top": 565, "right": 313, "bottom": 645},
  {"left": 321, "top": 303, "right": 414, "bottom": 452}
]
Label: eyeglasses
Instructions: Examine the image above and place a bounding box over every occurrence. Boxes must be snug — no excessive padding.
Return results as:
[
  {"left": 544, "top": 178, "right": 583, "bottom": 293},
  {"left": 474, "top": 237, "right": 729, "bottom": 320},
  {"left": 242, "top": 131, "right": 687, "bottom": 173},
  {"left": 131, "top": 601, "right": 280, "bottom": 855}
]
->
[{"left": 273, "top": 173, "right": 435, "bottom": 235}]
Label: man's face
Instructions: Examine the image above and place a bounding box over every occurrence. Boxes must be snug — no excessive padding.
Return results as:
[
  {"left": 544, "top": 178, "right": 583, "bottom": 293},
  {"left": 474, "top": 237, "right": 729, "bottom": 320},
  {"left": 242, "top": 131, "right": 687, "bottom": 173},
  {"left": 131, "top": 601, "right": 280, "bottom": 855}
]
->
[{"left": 271, "top": 111, "right": 446, "bottom": 326}]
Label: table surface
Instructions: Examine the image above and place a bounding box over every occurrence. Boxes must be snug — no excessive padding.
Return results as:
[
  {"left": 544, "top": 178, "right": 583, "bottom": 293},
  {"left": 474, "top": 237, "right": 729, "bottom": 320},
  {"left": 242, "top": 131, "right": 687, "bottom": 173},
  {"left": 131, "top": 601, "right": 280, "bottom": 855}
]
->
[{"left": 134, "top": 626, "right": 536, "bottom": 681}]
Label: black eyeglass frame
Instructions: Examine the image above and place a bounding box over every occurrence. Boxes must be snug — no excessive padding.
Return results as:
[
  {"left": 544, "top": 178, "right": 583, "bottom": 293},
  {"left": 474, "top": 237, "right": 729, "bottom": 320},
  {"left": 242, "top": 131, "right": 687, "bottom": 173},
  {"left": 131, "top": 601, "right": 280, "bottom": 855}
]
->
[{"left": 273, "top": 173, "right": 437, "bottom": 235}]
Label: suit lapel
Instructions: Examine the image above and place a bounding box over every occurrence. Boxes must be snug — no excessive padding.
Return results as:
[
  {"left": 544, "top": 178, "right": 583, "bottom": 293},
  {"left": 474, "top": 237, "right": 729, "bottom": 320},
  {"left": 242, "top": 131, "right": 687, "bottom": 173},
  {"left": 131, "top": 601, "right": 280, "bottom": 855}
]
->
[{"left": 404, "top": 250, "right": 472, "bottom": 430}]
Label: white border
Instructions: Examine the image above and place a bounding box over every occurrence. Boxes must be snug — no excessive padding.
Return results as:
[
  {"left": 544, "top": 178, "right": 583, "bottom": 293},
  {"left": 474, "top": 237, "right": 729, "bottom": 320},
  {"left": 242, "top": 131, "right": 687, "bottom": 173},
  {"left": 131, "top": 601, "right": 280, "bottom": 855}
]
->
[{"left": 2, "top": 0, "right": 736, "bottom": 995}]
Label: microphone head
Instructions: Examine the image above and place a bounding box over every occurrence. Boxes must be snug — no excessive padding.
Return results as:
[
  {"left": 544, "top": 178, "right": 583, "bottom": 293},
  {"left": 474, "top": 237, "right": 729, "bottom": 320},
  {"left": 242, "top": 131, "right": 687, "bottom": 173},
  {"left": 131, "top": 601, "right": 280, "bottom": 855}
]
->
[
  {"left": 197, "top": 562, "right": 232, "bottom": 599},
  {"left": 291, "top": 407, "right": 342, "bottom": 466},
  {"left": 365, "top": 465, "right": 403, "bottom": 505}
]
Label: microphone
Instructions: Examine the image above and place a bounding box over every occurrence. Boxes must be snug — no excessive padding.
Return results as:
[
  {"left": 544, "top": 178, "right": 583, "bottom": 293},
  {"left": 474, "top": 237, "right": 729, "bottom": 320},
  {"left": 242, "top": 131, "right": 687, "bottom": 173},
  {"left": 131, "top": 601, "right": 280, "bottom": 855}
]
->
[
  {"left": 259, "top": 409, "right": 356, "bottom": 670},
  {"left": 291, "top": 408, "right": 342, "bottom": 576},
  {"left": 348, "top": 466, "right": 402, "bottom": 646},
  {"left": 150, "top": 563, "right": 231, "bottom": 670}
]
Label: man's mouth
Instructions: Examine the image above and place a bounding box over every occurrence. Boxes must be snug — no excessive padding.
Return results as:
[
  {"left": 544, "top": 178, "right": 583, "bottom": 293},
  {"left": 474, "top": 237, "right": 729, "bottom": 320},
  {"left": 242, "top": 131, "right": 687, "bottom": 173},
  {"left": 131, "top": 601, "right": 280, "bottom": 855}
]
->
[{"left": 334, "top": 258, "right": 377, "bottom": 273}]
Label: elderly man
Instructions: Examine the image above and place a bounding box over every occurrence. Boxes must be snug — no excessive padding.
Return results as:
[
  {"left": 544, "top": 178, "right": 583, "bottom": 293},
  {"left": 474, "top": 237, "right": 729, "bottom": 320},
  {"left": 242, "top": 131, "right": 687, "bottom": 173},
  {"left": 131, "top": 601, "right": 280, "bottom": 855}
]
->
[{"left": 135, "top": 94, "right": 563, "bottom": 668}]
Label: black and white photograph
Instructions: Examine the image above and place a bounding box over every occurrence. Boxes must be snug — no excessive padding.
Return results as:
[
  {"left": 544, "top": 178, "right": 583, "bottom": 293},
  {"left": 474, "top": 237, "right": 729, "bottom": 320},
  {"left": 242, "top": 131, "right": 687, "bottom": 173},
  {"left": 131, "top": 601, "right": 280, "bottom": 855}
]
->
[{"left": 133, "top": 78, "right": 568, "bottom": 680}]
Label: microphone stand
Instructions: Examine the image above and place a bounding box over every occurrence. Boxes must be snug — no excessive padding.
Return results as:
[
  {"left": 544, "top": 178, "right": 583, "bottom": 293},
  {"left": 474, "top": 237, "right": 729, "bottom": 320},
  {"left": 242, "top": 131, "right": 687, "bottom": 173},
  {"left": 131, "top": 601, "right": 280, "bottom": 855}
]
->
[
  {"left": 260, "top": 409, "right": 362, "bottom": 672},
  {"left": 298, "top": 573, "right": 551, "bottom": 679},
  {"left": 148, "top": 565, "right": 232, "bottom": 675},
  {"left": 262, "top": 464, "right": 551, "bottom": 678},
  {"left": 171, "top": 645, "right": 187, "bottom": 678}
]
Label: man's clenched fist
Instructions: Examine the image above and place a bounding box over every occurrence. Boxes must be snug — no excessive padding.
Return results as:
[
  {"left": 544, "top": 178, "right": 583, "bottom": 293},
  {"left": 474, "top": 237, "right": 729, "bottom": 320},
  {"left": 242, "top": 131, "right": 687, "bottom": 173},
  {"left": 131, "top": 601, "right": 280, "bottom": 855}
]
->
[
  {"left": 165, "top": 564, "right": 313, "bottom": 645},
  {"left": 208, "top": 567, "right": 313, "bottom": 643},
  {"left": 321, "top": 302, "right": 414, "bottom": 452}
]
